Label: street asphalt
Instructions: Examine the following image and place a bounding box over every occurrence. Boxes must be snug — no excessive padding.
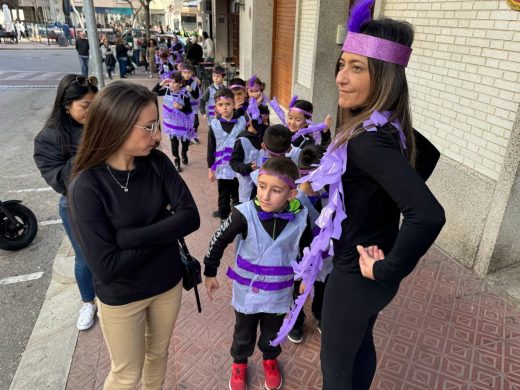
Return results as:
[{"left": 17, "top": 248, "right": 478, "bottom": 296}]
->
[{"left": 0, "top": 49, "right": 79, "bottom": 390}]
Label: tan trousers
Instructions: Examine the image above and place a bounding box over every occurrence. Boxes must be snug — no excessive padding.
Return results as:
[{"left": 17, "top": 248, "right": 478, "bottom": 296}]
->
[{"left": 98, "top": 282, "right": 183, "bottom": 390}]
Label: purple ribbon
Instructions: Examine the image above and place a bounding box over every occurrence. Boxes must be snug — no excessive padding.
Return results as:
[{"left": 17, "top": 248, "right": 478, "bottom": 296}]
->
[
  {"left": 308, "top": 191, "right": 329, "bottom": 206},
  {"left": 237, "top": 255, "right": 294, "bottom": 276},
  {"left": 291, "top": 121, "right": 328, "bottom": 142},
  {"left": 270, "top": 140, "right": 348, "bottom": 346},
  {"left": 226, "top": 267, "right": 294, "bottom": 291},
  {"left": 246, "top": 97, "right": 261, "bottom": 122},
  {"left": 363, "top": 111, "right": 407, "bottom": 149},
  {"left": 257, "top": 211, "right": 295, "bottom": 222},
  {"left": 268, "top": 97, "right": 287, "bottom": 126},
  {"left": 219, "top": 117, "right": 237, "bottom": 124}
]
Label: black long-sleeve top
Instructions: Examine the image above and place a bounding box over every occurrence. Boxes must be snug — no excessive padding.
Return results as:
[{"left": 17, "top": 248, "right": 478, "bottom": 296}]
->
[
  {"left": 207, "top": 113, "right": 242, "bottom": 168},
  {"left": 204, "top": 200, "right": 313, "bottom": 277},
  {"left": 183, "top": 77, "right": 200, "bottom": 100},
  {"left": 334, "top": 124, "right": 445, "bottom": 286},
  {"left": 75, "top": 38, "right": 89, "bottom": 55},
  {"left": 229, "top": 129, "right": 263, "bottom": 175},
  {"left": 33, "top": 118, "right": 83, "bottom": 196},
  {"left": 69, "top": 149, "right": 200, "bottom": 305}
]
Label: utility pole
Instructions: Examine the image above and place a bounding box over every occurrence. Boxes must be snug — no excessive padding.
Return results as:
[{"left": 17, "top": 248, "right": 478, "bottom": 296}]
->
[{"left": 82, "top": 0, "right": 105, "bottom": 87}]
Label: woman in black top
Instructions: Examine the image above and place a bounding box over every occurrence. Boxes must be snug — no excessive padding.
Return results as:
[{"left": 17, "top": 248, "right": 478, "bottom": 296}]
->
[
  {"left": 115, "top": 36, "right": 129, "bottom": 78},
  {"left": 33, "top": 74, "right": 98, "bottom": 331},
  {"left": 296, "top": 9, "right": 446, "bottom": 390},
  {"left": 69, "top": 82, "right": 200, "bottom": 389}
]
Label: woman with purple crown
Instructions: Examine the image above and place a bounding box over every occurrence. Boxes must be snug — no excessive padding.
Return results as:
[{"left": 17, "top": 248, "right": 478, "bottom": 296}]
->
[{"left": 271, "top": 1, "right": 446, "bottom": 388}]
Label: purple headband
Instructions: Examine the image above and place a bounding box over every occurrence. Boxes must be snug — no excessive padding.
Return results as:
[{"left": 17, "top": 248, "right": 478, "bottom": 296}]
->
[
  {"left": 229, "top": 84, "right": 246, "bottom": 90},
  {"left": 258, "top": 168, "right": 296, "bottom": 189},
  {"left": 342, "top": 32, "right": 412, "bottom": 67},
  {"left": 215, "top": 95, "right": 234, "bottom": 102},
  {"left": 288, "top": 95, "right": 313, "bottom": 118},
  {"left": 264, "top": 146, "right": 288, "bottom": 157},
  {"left": 342, "top": 0, "right": 412, "bottom": 67}
]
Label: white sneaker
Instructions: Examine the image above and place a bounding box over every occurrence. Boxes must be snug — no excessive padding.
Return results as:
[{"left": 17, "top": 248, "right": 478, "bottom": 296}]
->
[{"left": 77, "top": 302, "right": 97, "bottom": 330}]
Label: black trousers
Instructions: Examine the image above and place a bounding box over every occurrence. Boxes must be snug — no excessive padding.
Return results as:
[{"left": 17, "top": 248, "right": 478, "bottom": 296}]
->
[
  {"left": 320, "top": 270, "right": 399, "bottom": 390},
  {"left": 170, "top": 137, "right": 189, "bottom": 160},
  {"left": 293, "top": 278, "right": 327, "bottom": 327},
  {"left": 193, "top": 113, "right": 200, "bottom": 134},
  {"left": 230, "top": 311, "right": 285, "bottom": 363},
  {"left": 217, "top": 178, "right": 239, "bottom": 218}
]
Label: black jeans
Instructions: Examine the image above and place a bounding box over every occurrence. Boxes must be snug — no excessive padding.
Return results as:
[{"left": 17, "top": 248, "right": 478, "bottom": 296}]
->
[
  {"left": 170, "top": 137, "right": 189, "bottom": 160},
  {"left": 320, "top": 270, "right": 399, "bottom": 390},
  {"left": 193, "top": 114, "right": 200, "bottom": 134},
  {"left": 217, "top": 178, "right": 239, "bottom": 218},
  {"left": 292, "top": 278, "right": 327, "bottom": 328},
  {"left": 230, "top": 311, "right": 285, "bottom": 363}
]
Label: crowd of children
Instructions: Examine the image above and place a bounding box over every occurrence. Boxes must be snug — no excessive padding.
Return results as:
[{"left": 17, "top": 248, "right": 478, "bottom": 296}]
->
[{"left": 151, "top": 60, "right": 333, "bottom": 389}]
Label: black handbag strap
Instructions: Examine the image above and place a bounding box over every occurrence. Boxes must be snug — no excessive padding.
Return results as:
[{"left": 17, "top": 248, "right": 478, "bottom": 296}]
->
[{"left": 149, "top": 156, "right": 202, "bottom": 313}]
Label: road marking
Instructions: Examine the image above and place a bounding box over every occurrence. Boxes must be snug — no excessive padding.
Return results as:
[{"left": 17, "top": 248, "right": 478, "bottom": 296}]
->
[
  {"left": 7, "top": 187, "right": 52, "bottom": 193},
  {"left": 0, "top": 272, "right": 44, "bottom": 285},
  {"left": 39, "top": 219, "right": 62, "bottom": 226}
]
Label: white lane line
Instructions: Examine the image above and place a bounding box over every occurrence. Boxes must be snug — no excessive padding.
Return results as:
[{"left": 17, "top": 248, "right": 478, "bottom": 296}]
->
[
  {"left": 0, "top": 272, "right": 44, "bottom": 285},
  {"left": 7, "top": 187, "right": 53, "bottom": 193},
  {"left": 0, "top": 173, "right": 38, "bottom": 179},
  {"left": 39, "top": 219, "right": 62, "bottom": 226}
]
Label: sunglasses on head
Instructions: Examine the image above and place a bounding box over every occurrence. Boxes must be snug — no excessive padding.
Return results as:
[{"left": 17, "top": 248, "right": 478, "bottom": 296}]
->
[{"left": 74, "top": 75, "right": 98, "bottom": 87}]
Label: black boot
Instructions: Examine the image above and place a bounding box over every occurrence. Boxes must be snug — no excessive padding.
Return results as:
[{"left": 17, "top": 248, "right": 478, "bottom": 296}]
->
[
  {"left": 174, "top": 158, "right": 182, "bottom": 172},
  {"left": 182, "top": 152, "right": 188, "bottom": 165}
]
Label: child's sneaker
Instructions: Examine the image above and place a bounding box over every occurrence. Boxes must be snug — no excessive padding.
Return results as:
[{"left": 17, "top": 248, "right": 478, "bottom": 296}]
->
[
  {"left": 263, "top": 359, "right": 282, "bottom": 390},
  {"left": 229, "top": 362, "right": 247, "bottom": 390},
  {"left": 287, "top": 324, "right": 303, "bottom": 343}
]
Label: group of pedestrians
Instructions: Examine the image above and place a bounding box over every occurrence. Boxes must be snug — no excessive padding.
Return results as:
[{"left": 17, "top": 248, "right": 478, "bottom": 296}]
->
[{"left": 34, "top": 2, "right": 445, "bottom": 389}]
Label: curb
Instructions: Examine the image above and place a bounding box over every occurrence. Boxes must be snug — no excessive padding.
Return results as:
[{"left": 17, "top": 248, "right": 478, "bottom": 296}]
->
[{"left": 9, "top": 236, "right": 79, "bottom": 390}]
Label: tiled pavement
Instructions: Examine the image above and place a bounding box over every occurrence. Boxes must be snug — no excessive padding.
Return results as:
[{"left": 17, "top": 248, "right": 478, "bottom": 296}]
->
[{"left": 65, "top": 102, "right": 520, "bottom": 389}]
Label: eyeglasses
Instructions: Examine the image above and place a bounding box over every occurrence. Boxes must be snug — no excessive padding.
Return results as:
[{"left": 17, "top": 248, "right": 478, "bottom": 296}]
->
[
  {"left": 135, "top": 120, "right": 161, "bottom": 135},
  {"left": 74, "top": 75, "right": 98, "bottom": 87}
]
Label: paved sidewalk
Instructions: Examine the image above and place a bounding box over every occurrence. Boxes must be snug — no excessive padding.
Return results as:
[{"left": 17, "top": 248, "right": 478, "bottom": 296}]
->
[{"left": 63, "top": 115, "right": 520, "bottom": 389}]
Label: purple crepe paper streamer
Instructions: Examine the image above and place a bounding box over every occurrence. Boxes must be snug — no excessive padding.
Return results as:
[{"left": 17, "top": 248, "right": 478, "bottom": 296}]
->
[
  {"left": 348, "top": 0, "right": 375, "bottom": 33},
  {"left": 268, "top": 97, "right": 287, "bottom": 126},
  {"left": 248, "top": 74, "right": 257, "bottom": 89},
  {"left": 270, "top": 141, "right": 348, "bottom": 346},
  {"left": 288, "top": 95, "right": 298, "bottom": 108},
  {"left": 363, "top": 110, "right": 407, "bottom": 149},
  {"left": 291, "top": 121, "right": 328, "bottom": 142},
  {"left": 246, "top": 97, "right": 261, "bottom": 122}
]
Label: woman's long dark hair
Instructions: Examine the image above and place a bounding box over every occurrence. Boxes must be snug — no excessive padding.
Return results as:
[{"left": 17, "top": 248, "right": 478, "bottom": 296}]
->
[
  {"left": 43, "top": 74, "right": 98, "bottom": 151},
  {"left": 71, "top": 82, "right": 158, "bottom": 178},
  {"left": 335, "top": 18, "right": 416, "bottom": 165}
]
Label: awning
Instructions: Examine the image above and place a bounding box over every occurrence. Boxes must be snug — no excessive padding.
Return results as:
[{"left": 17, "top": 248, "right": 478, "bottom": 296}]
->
[{"left": 75, "top": 6, "right": 133, "bottom": 16}]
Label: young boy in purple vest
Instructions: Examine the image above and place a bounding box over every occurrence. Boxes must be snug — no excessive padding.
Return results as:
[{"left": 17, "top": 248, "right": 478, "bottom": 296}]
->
[
  {"left": 204, "top": 157, "right": 312, "bottom": 390},
  {"left": 207, "top": 88, "right": 247, "bottom": 219}
]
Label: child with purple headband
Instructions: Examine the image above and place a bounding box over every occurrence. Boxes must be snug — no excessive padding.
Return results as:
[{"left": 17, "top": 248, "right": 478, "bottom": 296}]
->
[
  {"left": 179, "top": 62, "right": 202, "bottom": 144},
  {"left": 204, "top": 156, "right": 313, "bottom": 390},
  {"left": 246, "top": 75, "right": 271, "bottom": 127}
]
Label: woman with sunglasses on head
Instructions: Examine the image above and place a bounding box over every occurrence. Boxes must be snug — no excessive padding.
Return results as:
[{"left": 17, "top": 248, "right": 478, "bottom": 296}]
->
[
  {"left": 69, "top": 82, "right": 200, "bottom": 389},
  {"left": 34, "top": 74, "right": 99, "bottom": 331}
]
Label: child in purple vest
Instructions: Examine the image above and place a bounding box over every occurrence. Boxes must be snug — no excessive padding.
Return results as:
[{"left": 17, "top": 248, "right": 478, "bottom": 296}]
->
[
  {"left": 207, "top": 88, "right": 246, "bottom": 219},
  {"left": 204, "top": 156, "right": 312, "bottom": 390}
]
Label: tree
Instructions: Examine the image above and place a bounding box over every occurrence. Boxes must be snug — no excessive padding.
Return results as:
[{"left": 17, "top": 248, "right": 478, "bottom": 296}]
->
[
  {"left": 137, "top": 0, "right": 151, "bottom": 41},
  {"left": 119, "top": 0, "right": 142, "bottom": 28}
]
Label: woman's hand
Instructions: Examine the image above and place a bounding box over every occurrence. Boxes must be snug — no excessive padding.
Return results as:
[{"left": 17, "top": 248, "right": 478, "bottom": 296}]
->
[
  {"left": 324, "top": 114, "right": 332, "bottom": 132},
  {"left": 357, "top": 245, "right": 385, "bottom": 280},
  {"left": 173, "top": 103, "right": 182, "bottom": 110},
  {"left": 205, "top": 277, "right": 219, "bottom": 300},
  {"left": 208, "top": 168, "right": 216, "bottom": 182}
]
